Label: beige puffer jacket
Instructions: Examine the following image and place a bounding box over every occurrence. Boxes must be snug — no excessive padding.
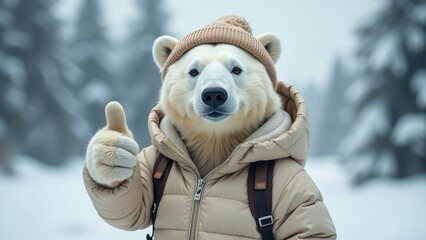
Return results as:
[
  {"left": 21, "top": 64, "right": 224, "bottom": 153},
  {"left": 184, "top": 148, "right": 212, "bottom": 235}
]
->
[{"left": 83, "top": 81, "right": 337, "bottom": 239}]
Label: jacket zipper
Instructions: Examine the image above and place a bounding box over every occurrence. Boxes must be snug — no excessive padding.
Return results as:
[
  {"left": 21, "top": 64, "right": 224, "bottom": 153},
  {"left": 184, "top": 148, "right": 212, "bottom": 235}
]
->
[
  {"left": 189, "top": 178, "right": 205, "bottom": 240},
  {"left": 159, "top": 140, "right": 247, "bottom": 240},
  {"left": 158, "top": 141, "right": 204, "bottom": 240},
  {"left": 187, "top": 160, "right": 231, "bottom": 240},
  {"left": 194, "top": 179, "right": 205, "bottom": 201},
  {"left": 187, "top": 156, "right": 244, "bottom": 240}
]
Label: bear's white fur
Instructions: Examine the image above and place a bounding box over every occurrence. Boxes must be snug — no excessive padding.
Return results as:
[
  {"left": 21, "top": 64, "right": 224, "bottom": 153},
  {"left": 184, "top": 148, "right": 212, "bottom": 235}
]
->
[
  {"left": 85, "top": 102, "right": 139, "bottom": 187},
  {"left": 154, "top": 34, "right": 282, "bottom": 177}
]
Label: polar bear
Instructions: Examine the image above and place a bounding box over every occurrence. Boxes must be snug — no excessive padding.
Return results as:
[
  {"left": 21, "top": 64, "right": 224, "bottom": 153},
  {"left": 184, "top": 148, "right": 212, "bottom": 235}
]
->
[
  {"left": 153, "top": 36, "right": 282, "bottom": 177},
  {"left": 84, "top": 15, "right": 336, "bottom": 239}
]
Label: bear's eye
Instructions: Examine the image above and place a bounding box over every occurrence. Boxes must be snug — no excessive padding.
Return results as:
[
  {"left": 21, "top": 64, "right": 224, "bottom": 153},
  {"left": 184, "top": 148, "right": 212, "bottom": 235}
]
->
[
  {"left": 189, "top": 69, "right": 199, "bottom": 77},
  {"left": 231, "top": 67, "right": 242, "bottom": 75}
]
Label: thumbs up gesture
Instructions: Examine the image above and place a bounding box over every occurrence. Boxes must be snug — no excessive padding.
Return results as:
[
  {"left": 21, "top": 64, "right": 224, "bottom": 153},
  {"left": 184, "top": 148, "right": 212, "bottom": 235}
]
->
[{"left": 85, "top": 101, "right": 140, "bottom": 188}]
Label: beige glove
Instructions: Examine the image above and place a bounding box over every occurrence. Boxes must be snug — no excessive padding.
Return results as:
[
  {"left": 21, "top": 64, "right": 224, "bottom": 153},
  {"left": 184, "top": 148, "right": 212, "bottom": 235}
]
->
[{"left": 85, "top": 101, "right": 139, "bottom": 188}]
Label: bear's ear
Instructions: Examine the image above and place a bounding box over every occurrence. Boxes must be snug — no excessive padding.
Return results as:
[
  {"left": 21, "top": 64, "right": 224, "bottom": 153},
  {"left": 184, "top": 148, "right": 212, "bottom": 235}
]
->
[
  {"left": 256, "top": 33, "right": 281, "bottom": 64},
  {"left": 152, "top": 35, "right": 179, "bottom": 69}
]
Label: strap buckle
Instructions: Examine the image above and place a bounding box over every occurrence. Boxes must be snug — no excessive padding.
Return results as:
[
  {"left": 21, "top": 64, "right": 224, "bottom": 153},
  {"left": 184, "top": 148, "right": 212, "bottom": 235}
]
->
[
  {"left": 151, "top": 203, "right": 157, "bottom": 214},
  {"left": 258, "top": 215, "right": 274, "bottom": 228}
]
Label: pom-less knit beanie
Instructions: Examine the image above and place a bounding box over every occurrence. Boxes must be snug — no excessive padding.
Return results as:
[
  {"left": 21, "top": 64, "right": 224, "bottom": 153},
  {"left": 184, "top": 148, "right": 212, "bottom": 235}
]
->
[{"left": 161, "top": 15, "right": 278, "bottom": 89}]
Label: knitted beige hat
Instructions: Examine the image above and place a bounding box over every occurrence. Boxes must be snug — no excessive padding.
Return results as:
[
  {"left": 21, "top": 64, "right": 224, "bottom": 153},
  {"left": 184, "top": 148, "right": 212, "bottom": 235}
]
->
[{"left": 161, "top": 15, "right": 277, "bottom": 89}]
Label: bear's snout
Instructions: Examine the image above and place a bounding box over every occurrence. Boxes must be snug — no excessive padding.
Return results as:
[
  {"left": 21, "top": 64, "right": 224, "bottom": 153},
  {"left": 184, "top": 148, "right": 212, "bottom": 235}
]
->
[{"left": 201, "top": 87, "right": 228, "bottom": 108}]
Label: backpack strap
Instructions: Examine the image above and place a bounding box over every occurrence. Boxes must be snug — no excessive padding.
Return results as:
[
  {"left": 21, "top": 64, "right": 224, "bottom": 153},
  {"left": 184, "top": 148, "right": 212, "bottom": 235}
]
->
[
  {"left": 248, "top": 161, "right": 275, "bottom": 240},
  {"left": 146, "top": 153, "right": 173, "bottom": 240}
]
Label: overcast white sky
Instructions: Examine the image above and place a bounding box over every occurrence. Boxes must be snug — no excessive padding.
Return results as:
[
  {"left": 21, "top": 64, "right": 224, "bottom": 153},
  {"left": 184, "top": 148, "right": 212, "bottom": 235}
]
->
[{"left": 58, "top": 0, "right": 382, "bottom": 89}]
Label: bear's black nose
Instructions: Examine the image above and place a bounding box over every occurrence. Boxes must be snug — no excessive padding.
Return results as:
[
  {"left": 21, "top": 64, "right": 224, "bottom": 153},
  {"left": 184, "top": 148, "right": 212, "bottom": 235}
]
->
[{"left": 202, "top": 87, "right": 228, "bottom": 108}]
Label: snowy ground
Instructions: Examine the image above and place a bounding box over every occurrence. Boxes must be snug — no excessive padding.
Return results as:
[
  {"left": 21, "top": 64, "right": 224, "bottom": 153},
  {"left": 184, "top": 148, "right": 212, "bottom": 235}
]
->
[
  {"left": 0, "top": 157, "right": 150, "bottom": 240},
  {"left": 0, "top": 156, "right": 425, "bottom": 240},
  {"left": 306, "top": 157, "right": 426, "bottom": 240}
]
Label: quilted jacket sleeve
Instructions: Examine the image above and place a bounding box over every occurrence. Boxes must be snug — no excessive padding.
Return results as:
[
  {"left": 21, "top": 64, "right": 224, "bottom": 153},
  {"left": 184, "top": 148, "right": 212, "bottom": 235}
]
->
[
  {"left": 273, "top": 160, "right": 337, "bottom": 239},
  {"left": 82, "top": 146, "right": 157, "bottom": 231}
]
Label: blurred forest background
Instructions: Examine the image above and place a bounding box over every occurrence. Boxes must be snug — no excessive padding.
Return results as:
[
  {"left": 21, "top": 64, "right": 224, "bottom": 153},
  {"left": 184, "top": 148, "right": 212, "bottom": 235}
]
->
[
  {"left": 0, "top": 0, "right": 425, "bottom": 185},
  {"left": 0, "top": 0, "right": 166, "bottom": 171}
]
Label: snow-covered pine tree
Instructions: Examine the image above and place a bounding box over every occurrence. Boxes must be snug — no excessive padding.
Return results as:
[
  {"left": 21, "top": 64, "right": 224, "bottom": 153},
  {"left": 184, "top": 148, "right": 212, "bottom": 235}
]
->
[
  {"left": 71, "top": 0, "right": 114, "bottom": 133},
  {"left": 0, "top": 0, "right": 88, "bottom": 166},
  {"left": 120, "top": 0, "right": 168, "bottom": 147},
  {"left": 341, "top": 0, "right": 426, "bottom": 184},
  {"left": 310, "top": 57, "right": 351, "bottom": 156},
  {"left": 0, "top": 0, "right": 25, "bottom": 173}
]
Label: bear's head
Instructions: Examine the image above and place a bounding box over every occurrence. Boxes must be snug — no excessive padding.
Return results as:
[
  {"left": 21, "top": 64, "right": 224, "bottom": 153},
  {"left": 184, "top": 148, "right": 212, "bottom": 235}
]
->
[{"left": 152, "top": 16, "right": 283, "bottom": 140}]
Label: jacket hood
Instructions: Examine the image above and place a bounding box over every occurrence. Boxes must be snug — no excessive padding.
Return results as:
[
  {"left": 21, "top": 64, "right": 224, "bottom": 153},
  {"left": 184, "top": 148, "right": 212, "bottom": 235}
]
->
[
  {"left": 239, "top": 81, "right": 310, "bottom": 166},
  {"left": 147, "top": 81, "right": 310, "bottom": 174}
]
